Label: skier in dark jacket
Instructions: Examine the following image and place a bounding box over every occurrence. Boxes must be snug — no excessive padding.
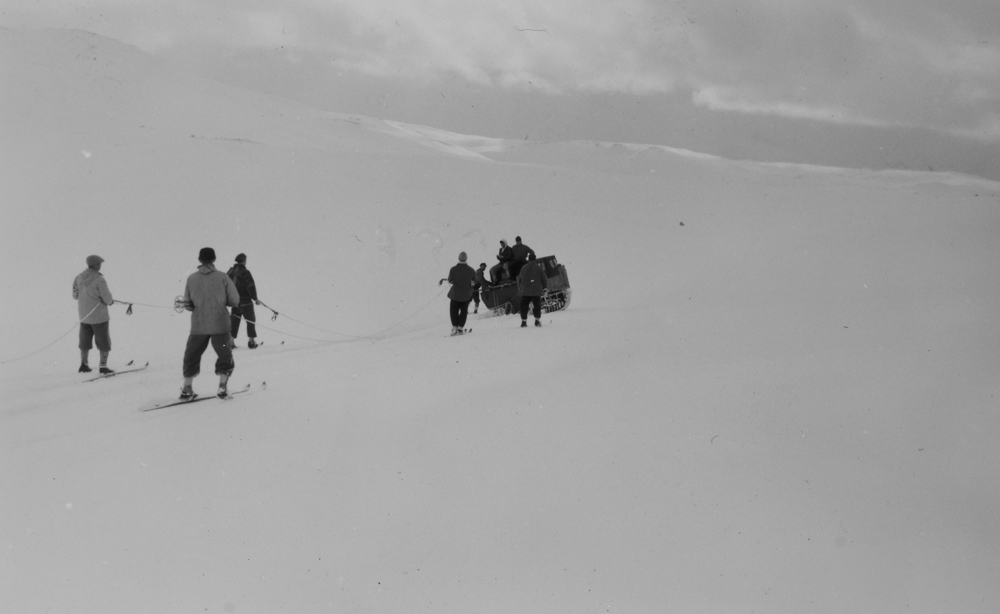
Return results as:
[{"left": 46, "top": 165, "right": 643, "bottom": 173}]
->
[
  {"left": 517, "top": 253, "right": 547, "bottom": 328},
  {"left": 489, "top": 239, "right": 514, "bottom": 284},
  {"left": 440, "top": 251, "right": 476, "bottom": 335},
  {"left": 227, "top": 253, "right": 260, "bottom": 348},
  {"left": 509, "top": 236, "right": 535, "bottom": 280}
]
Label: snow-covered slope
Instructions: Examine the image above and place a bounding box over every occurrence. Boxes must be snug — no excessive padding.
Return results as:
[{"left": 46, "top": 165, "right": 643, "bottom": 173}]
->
[{"left": 2, "top": 27, "right": 999, "bottom": 614}]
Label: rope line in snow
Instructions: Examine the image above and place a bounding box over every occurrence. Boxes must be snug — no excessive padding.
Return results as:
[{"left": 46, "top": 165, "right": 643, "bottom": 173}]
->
[
  {"left": 3, "top": 286, "right": 448, "bottom": 364},
  {"left": 1, "top": 303, "right": 102, "bottom": 365},
  {"left": 232, "top": 288, "right": 447, "bottom": 343}
]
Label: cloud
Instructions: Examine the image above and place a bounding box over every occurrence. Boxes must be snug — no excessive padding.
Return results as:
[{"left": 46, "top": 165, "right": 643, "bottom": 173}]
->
[
  {"left": 320, "top": 0, "right": 687, "bottom": 94},
  {"left": 2, "top": 0, "right": 998, "bottom": 140},
  {"left": 674, "top": 1, "right": 999, "bottom": 137},
  {"left": 949, "top": 114, "right": 1000, "bottom": 142},
  {"left": 692, "top": 87, "right": 893, "bottom": 127}
]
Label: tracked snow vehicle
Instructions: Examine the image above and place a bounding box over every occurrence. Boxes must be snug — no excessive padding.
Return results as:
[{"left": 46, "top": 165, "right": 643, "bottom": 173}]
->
[{"left": 480, "top": 255, "right": 571, "bottom": 317}]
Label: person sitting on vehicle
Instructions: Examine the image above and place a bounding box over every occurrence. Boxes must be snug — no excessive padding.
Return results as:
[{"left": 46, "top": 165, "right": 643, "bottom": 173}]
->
[
  {"left": 509, "top": 236, "right": 535, "bottom": 280},
  {"left": 489, "top": 239, "right": 514, "bottom": 284}
]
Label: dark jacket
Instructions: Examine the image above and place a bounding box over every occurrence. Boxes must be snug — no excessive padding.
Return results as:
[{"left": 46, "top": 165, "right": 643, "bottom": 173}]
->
[
  {"left": 497, "top": 244, "right": 514, "bottom": 264},
  {"left": 226, "top": 263, "right": 257, "bottom": 302},
  {"left": 517, "top": 260, "right": 548, "bottom": 297},
  {"left": 447, "top": 262, "right": 477, "bottom": 302},
  {"left": 510, "top": 242, "right": 535, "bottom": 263},
  {"left": 474, "top": 269, "right": 490, "bottom": 289}
]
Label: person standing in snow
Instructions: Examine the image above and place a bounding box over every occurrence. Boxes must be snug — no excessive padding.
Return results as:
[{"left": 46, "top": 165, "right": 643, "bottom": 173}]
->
[
  {"left": 227, "top": 253, "right": 261, "bottom": 349},
  {"left": 439, "top": 251, "right": 476, "bottom": 335},
  {"left": 180, "top": 247, "right": 240, "bottom": 399},
  {"left": 472, "top": 262, "right": 490, "bottom": 314},
  {"left": 489, "top": 239, "right": 513, "bottom": 284},
  {"left": 517, "top": 253, "right": 547, "bottom": 328},
  {"left": 72, "top": 254, "right": 115, "bottom": 373},
  {"left": 509, "top": 236, "right": 536, "bottom": 280}
]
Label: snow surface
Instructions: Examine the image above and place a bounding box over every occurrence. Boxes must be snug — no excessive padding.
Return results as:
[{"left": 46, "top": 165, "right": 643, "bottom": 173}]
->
[{"left": 2, "top": 27, "right": 1000, "bottom": 614}]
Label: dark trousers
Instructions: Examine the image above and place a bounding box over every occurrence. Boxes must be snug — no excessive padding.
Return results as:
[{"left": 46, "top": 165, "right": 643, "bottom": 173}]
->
[
  {"left": 183, "top": 333, "right": 234, "bottom": 378},
  {"left": 450, "top": 300, "right": 471, "bottom": 328},
  {"left": 510, "top": 260, "right": 526, "bottom": 280},
  {"left": 230, "top": 302, "right": 257, "bottom": 338},
  {"left": 79, "top": 321, "right": 111, "bottom": 352},
  {"left": 520, "top": 295, "right": 542, "bottom": 321}
]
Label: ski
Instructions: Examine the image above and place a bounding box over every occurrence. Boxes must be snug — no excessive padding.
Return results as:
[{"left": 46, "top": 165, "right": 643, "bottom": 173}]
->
[
  {"left": 450, "top": 328, "right": 472, "bottom": 337},
  {"left": 84, "top": 362, "right": 149, "bottom": 382},
  {"left": 139, "top": 383, "right": 256, "bottom": 412}
]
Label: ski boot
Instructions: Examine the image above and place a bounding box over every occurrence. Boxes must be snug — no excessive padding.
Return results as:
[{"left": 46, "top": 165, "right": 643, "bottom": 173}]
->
[{"left": 218, "top": 374, "right": 230, "bottom": 399}]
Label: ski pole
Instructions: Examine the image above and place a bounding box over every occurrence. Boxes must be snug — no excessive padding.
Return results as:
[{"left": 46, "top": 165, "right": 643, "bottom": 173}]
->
[
  {"left": 113, "top": 300, "right": 133, "bottom": 315},
  {"left": 256, "top": 300, "right": 279, "bottom": 321}
]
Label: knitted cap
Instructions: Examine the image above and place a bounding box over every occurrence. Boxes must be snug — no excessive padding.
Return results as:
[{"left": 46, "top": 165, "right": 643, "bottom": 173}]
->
[
  {"left": 198, "top": 247, "right": 216, "bottom": 263},
  {"left": 235, "top": 253, "right": 247, "bottom": 263},
  {"left": 458, "top": 252, "right": 467, "bottom": 262}
]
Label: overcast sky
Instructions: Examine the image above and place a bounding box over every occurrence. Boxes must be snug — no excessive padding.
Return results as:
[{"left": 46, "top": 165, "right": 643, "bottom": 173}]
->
[{"left": 4, "top": 0, "right": 999, "bottom": 144}]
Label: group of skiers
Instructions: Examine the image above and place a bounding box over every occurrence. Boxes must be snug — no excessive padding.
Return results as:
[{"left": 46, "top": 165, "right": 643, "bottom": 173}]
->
[
  {"left": 73, "top": 236, "right": 548, "bottom": 396},
  {"left": 72, "top": 248, "right": 262, "bottom": 399},
  {"left": 441, "top": 236, "right": 547, "bottom": 336}
]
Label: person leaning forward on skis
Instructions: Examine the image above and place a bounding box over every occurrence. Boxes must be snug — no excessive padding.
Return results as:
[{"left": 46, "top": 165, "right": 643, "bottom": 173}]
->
[
  {"left": 227, "top": 253, "right": 261, "bottom": 349},
  {"left": 180, "top": 247, "right": 240, "bottom": 399}
]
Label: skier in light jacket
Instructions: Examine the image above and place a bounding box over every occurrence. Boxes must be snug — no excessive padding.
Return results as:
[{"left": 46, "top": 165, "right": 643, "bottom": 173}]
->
[
  {"left": 180, "top": 247, "right": 240, "bottom": 399},
  {"left": 72, "top": 254, "right": 114, "bottom": 373}
]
